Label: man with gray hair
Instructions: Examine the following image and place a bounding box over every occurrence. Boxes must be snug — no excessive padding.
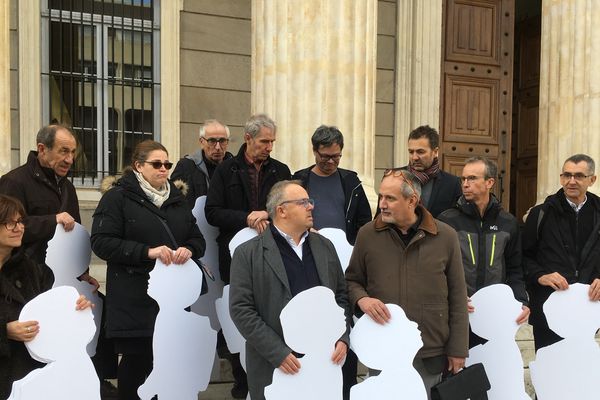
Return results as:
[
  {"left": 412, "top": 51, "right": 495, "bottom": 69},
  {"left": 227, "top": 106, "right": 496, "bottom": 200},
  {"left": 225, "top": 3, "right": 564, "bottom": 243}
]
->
[
  {"left": 523, "top": 153, "right": 600, "bottom": 350},
  {"left": 171, "top": 119, "right": 233, "bottom": 208},
  {"left": 205, "top": 114, "right": 291, "bottom": 398},
  {"left": 438, "top": 156, "right": 529, "bottom": 347},
  {"left": 345, "top": 168, "right": 468, "bottom": 399},
  {"left": 229, "top": 180, "right": 350, "bottom": 400}
]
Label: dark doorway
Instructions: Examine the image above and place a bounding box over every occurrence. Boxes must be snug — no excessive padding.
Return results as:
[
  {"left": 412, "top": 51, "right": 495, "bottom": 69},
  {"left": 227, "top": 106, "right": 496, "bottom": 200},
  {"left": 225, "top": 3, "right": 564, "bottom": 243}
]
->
[{"left": 510, "top": 0, "right": 542, "bottom": 221}]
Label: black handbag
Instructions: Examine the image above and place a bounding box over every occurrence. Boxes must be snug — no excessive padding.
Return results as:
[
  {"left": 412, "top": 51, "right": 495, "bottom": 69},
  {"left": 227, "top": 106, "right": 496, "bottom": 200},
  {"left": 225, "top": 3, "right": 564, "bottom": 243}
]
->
[{"left": 430, "top": 363, "right": 491, "bottom": 400}]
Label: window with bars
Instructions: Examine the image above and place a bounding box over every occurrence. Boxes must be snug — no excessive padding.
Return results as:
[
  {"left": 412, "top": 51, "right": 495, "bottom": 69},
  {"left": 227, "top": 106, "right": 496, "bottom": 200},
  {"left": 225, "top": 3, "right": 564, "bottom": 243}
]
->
[{"left": 42, "top": 0, "right": 160, "bottom": 186}]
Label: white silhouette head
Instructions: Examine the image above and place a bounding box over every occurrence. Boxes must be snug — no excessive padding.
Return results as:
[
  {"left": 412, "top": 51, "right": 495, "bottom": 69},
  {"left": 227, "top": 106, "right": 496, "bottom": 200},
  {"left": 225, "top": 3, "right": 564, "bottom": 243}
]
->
[
  {"left": 280, "top": 286, "right": 346, "bottom": 354},
  {"left": 148, "top": 259, "right": 203, "bottom": 308},
  {"left": 23, "top": 286, "right": 95, "bottom": 361},
  {"left": 469, "top": 284, "right": 522, "bottom": 340},
  {"left": 543, "top": 283, "right": 600, "bottom": 339},
  {"left": 351, "top": 304, "right": 422, "bottom": 370}
]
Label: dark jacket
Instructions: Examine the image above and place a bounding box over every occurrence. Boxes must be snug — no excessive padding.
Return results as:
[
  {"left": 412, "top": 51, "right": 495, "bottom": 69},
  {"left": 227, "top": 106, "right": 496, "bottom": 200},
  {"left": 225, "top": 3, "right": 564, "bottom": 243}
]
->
[
  {"left": 91, "top": 171, "right": 206, "bottom": 338},
  {"left": 0, "top": 151, "right": 81, "bottom": 265},
  {"left": 345, "top": 206, "right": 469, "bottom": 359},
  {"left": 438, "top": 195, "right": 528, "bottom": 304},
  {"left": 205, "top": 144, "right": 291, "bottom": 282},
  {"left": 523, "top": 189, "right": 600, "bottom": 326},
  {"left": 170, "top": 150, "right": 234, "bottom": 209},
  {"left": 0, "top": 249, "right": 53, "bottom": 399},
  {"left": 230, "top": 228, "right": 350, "bottom": 400},
  {"left": 292, "top": 166, "right": 372, "bottom": 245}
]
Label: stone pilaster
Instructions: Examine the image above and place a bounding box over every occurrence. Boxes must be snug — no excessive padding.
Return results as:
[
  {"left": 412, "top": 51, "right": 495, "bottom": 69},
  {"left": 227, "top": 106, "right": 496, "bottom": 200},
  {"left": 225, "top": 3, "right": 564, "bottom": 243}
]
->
[
  {"left": 537, "top": 0, "right": 600, "bottom": 201},
  {"left": 18, "top": 0, "right": 41, "bottom": 163},
  {"left": 252, "top": 0, "right": 378, "bottom": 202},
  {"left": 0, "top": 0, "right": 10, "bottom": 174},
  {"left": 394, "top": 0, "right": 443, "bottom": 166}
]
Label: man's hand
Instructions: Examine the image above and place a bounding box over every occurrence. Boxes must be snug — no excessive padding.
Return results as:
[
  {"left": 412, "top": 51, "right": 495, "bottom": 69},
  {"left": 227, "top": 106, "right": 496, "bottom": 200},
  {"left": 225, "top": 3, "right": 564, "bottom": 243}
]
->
[
  {"left": 516, "top": 305, "right": 530, "bottom": 325},
  {"left": 447, "top": 356, "right": 465, "bottom": 374},
  {"left": 467, "top": 297, "right": 475, "bottom": 313},
  {"left": 357, "top": 297, "right": 391, "bottom": 324},
  {"left": 538, "top": 272, "right": 569, "bottom": 290},
  {"left": 331, "top": 341, "right": 348, "bottom": 365},
  {"left": 56, "top": 212, "right": 75, "bottom": 231},
  {"left": 589, "top": 279, "right": 600, "bottom": 301},
  {"left": 78, "top": 272, "right": 100, "bottom": 292},
  {"left": 75, "top": 294, "right": 94, "bottom": 310},
  {"left": 278, "top": 353, "right": 301, "bottom": 374},
  {"left": 246, "top": 211, "right": 270, "bottom": 233},
  {"left": 7, "top": 320, "right": 39, "bottom": 342}
]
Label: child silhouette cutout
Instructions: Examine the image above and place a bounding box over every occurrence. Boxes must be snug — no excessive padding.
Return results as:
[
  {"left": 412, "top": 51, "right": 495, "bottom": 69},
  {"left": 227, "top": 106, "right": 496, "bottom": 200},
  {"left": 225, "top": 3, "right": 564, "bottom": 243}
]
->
[
  {"left": 350, "top": 303, "right": 426, "bottom": 400},
  {"left": 138, "top": 259, "right": 217, "bottom": 400},
  {"left": 9, "top": 286, "right": 99, "bottom": 400},
  {"left": 46, "top": 223, "right": 102, "bottom": 356},
  {"left": 264, "top": 286, "right": 347, "bottom": 400},
  {"left": 529, "top": 283, "right": 600, "bottom": 400},
  {"left": 467, "top": 284, "right": 530, "bottom": 400}
]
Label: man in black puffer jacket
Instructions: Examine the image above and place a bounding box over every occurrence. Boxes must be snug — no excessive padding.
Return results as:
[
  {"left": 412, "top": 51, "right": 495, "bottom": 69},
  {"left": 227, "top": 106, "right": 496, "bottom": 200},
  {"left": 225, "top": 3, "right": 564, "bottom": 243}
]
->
[
  {"left": 439, "top": 157, "right": 529, "bottom": 347},
  {"left": 523, "top": 154, "right": 600, "bottom": 350}
]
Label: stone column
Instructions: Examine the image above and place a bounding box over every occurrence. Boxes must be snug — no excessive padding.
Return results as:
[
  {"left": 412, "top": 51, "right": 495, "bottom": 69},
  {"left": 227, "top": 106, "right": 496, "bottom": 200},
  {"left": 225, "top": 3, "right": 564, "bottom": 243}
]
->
[
  {"left": 0, "top": 0, "right": 10, "bottom": 174},
  {"left": 252, "top": 0, "right": 378, "bottom": 202},
  {"left": 537, "top": 0, "right": 600, "bottom": 201},
  {"left": 394, "top": 0, "right": 443, "bottom": 166}
]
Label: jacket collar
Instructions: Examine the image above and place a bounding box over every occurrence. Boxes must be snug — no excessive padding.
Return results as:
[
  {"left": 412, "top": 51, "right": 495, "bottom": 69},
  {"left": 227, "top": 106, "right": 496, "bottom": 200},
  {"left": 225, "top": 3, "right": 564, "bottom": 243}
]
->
[
  {"left": 374, "top": 204, "right": 438, "bottom": 235},
  {"left": 26, "top": 150, "right": 67, "bottom": 188},
  {"left": 455, "top": 194, "right": 500, "bottom": 219}
]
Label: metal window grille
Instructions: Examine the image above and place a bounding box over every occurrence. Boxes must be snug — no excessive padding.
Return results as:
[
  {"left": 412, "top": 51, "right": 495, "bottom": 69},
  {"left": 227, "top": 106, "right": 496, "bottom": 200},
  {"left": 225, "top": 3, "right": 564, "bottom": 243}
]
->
[{"left": 41, "top": 0, "right": 160, "bottom": 186}]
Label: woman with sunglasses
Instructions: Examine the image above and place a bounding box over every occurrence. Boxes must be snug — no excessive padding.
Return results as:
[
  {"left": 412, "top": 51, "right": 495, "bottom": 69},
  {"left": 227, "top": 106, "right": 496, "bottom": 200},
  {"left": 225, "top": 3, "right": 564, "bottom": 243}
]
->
[
  {"left": 0, "top": 194, "right": 92, "bottom": 399},
  {"left": 91, "top": 140, "right": 205, "bottom": 400}
]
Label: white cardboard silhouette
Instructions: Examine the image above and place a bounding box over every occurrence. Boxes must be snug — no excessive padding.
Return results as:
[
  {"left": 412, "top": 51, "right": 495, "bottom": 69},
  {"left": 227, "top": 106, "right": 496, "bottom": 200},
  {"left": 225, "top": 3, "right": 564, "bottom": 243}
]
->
[
  {"left": 529, "top": 283, "right": 600, "bottom": 400},
  {"left": 229, "top": 227, "right": 259, "bottom": 257},
  {"left": 8, "top": 286, "right": 99, "bottom": 400},
  {"left": 215, "top": 285, "right": 246, "bottom": 369},
  {"left": 138, "top": 259, "right": 217, "bottom": 400},
  {"left": 264, "top": 286, "right": 346, "bottom": 400},
  {"left": 190, "top": 196, "right": 224, "bottom": 332},
  {"left": 466, "top": 284, "right": 530, "bottom": 400},
  {"left": 45, "top": 223, "right": 102, "bottom": 356},
  {"left": 318, "top": 228, "right": 353, "bottom": 272},
  {"left": 350, "top": 303, "right": 426, "bottom": 400}
]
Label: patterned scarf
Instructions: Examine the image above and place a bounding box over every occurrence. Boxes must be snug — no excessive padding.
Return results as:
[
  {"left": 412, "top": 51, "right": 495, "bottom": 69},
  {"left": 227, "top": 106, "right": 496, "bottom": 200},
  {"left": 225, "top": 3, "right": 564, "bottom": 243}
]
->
[
  {"left": 134, "top": 170, "right": 171, "bottom": 208},
  {"left": 408, "top": 157, "right": 441, "bottom": 186}
]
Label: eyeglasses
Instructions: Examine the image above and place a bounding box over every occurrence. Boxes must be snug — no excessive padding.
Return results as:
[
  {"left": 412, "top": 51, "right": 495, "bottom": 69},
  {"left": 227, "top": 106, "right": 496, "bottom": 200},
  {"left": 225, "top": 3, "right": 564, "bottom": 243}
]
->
[
  {"left": 202, "top": 137, "right": 229, "bottom": 147},
  {"left": 460, "top": 175, "right": 486, "bottom": 183},
  {"left": 3, "top": 219, "right": 24, "bottom": 231},
  {"left": 278, "top": 198, "right": 315, "bottom": 209},
  {"left": 383, "top": 168, "right": 419, "bottom": 199},
  {"left": 144, "top": 161, "right": 174, "bottom": 170},
  {"left": 560, "top": 172, "right": 593, "bottom": 181},
  {"left": 316, "top": 151, "right": 342, "bottom": 162}
]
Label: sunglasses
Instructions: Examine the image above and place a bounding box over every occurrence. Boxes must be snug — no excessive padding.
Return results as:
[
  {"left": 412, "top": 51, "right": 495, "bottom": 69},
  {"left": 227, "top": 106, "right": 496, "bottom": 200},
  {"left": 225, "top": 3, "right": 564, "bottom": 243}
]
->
[{"left": 145, "top": 161, "right": 174, "bottom": 170}]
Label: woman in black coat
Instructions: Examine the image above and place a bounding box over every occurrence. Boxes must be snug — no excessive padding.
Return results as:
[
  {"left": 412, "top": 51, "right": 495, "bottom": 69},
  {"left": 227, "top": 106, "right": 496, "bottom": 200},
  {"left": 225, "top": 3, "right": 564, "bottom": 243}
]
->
[
  {"left": 0, "top": 194, "right": 92, "bottom": 399},
  {"left": 91, "top": 140, "right": 206, "bottom": 400}
]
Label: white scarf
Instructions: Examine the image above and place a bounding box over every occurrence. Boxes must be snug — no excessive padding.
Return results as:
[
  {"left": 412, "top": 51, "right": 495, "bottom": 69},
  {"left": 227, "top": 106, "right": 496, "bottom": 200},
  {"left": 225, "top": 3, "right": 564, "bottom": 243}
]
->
[{"left": 134, "top": 170, "right": 171, "bottom": 208}]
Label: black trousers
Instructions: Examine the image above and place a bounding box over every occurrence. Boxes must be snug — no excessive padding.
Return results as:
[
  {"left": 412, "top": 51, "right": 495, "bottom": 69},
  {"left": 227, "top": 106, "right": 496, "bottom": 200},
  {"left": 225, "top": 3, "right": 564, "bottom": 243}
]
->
[{"left": 114, "top": 337, "right": 154, "bottom": 400}]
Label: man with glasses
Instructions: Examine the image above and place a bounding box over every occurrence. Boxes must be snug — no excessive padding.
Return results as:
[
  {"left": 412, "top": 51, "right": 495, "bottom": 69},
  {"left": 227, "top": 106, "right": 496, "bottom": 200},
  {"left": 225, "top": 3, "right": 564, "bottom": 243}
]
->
[
  {"left": 171, "top": 119, "right": 233, "bottom": 209},
  {"left": 523, "top": 153, "right": 600, "bottom": 350},
  {"left": 206, "top": 114, "right": 291, "bottom": 398},
  {"left": 293, "top": 125, "right": 371, "bottom": 246},
  {"left": 438, "top": 157, "right": 529, "bottom": 346},
  {"left": 400, "top": 125, "right": 462, "bottom": 217},
  {"left": 345, "top": 169, "right": 468, "bottom": 399},
  {"left": 229, "top": 180, "right": 350, "bottom": 400}
]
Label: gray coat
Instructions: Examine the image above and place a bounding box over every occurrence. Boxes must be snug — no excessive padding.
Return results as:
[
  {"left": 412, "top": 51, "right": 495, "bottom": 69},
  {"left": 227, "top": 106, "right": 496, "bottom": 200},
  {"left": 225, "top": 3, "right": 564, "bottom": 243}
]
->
[{"left": 229, "top": 228, "right": 350, "bottom": 400}]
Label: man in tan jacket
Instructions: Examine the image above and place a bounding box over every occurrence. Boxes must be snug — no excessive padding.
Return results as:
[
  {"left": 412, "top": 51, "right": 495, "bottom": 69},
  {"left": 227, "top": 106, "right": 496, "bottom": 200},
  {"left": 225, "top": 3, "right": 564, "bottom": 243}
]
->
[{"left": 345, "top": 169, "right": 468, "bottom": 398}]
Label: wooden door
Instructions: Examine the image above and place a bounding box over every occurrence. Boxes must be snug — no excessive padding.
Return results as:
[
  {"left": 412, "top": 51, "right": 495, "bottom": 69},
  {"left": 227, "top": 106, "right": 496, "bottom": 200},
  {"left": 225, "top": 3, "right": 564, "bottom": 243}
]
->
[
  {"left": 510, "top": 16, "right": 540, "bottom": 221},
  {"left": 440, "top": 0, "right": 515, "bottom": 206}
]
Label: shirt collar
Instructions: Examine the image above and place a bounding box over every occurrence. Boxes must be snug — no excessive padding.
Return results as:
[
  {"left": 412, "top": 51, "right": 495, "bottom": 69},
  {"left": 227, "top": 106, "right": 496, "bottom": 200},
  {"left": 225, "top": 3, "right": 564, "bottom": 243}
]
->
[
  {"left": 273, "top": 223, "right": 309, "bottom": 248},
  {"left": 565, "top": 194, "right": 587, "bottom": 213}
]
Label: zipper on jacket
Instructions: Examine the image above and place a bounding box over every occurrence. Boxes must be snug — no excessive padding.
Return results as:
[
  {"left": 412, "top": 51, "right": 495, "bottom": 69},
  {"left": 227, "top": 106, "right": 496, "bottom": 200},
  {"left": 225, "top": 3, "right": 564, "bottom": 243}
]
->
[
  {"left": 467, "top": 233, "right": 476, "bottom": 265},
  {"left": 489, "top": 233, "right": 496, "bottom": 267},
  {"left": 346, "top": 182, "right": 362, "bottom": 218}
]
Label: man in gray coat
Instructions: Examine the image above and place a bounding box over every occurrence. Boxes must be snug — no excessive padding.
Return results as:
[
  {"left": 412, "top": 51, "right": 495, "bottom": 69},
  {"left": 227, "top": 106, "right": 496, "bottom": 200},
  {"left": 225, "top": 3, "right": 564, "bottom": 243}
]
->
[{"left": 229, "top": 180, "right": 350, "bottom": 400}]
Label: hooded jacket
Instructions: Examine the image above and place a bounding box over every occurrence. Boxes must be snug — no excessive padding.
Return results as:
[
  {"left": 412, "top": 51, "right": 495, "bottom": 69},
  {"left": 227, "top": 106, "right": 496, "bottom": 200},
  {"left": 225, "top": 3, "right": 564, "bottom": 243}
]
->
[
  {"left": 292, "top": 166, "right": 372, "bottom": 245},
  {"left": 438, "top": 195, "right": 528, "bottom": 304},
  {"left": 91, "top": 171, "right": 206, "bottom": 338}
]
